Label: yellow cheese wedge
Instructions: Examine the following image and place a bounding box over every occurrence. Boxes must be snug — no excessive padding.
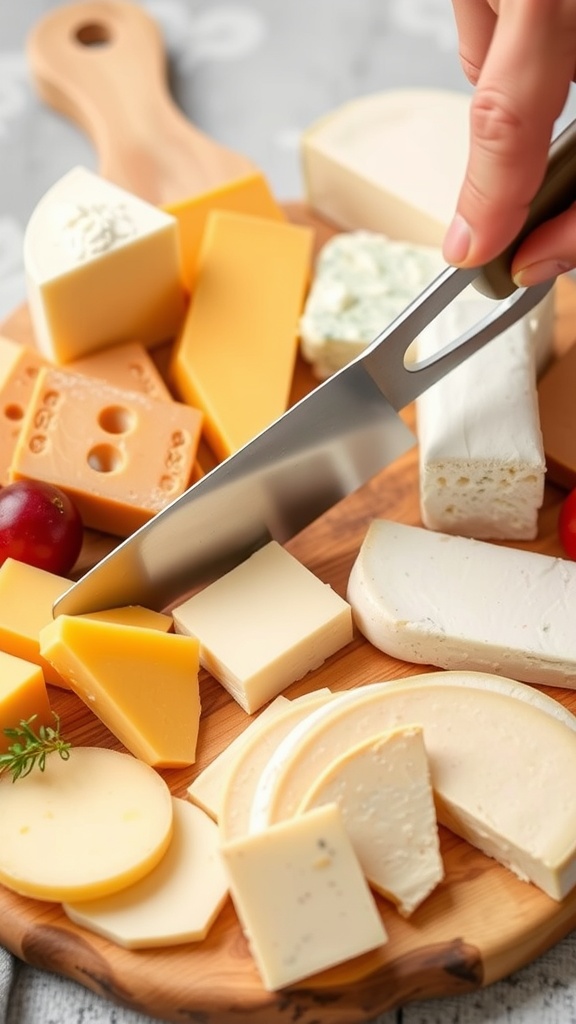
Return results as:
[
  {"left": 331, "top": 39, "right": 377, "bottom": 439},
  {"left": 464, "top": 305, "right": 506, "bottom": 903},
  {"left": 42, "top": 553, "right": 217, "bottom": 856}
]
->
[
  {"left": 63, "top": 798, "right": 229, "bottom": 948},
  {"left": 0, "top": 650, "right": 53, "bottom": 752},
  {"left": 78, "top": 605, "right": 173, "bottom": 631},
  {"left": 172, "top": 541, "right": 352, "bottom": 714},
  {"left": 298, "top": 725, "right": 444, "bottom": 916},
  {"left": 221, "top": 802, "right": 387, "bottom": 991},
  {"left": 249, "top": 671, "right": 576, "bottom": 901},
  {"left": 164, "top": 171, "right": 286, "bottom": 290},
  {"left": 0, "top": 746, "right": 173, "bottom": 901},
  {"left": 170, "top": 211, "right": 313, "bottom": 460},
  {"left": 39, "top": 616, "right": 200, "bottom": 768}
]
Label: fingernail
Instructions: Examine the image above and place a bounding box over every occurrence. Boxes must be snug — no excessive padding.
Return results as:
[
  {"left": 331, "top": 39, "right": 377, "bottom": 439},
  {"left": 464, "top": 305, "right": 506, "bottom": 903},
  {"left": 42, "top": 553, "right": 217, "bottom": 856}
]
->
[
  {"left": 513, "top": 260, "right": 573, "bottom": 288},
  {"left": 443, "top": 213, "right": 472, "bottom": 264}
]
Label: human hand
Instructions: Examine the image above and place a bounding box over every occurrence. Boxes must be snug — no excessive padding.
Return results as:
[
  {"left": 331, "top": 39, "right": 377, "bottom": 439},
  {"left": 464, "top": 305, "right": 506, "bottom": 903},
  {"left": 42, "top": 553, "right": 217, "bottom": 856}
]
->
[{"left": 443, "top": 0, "right": 576, "bottom": 287}]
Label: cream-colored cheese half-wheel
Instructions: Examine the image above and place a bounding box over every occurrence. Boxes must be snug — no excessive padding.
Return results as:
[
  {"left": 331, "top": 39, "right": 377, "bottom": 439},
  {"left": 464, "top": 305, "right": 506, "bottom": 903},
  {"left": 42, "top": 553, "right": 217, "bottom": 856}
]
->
[
  {"left": 0, "top": 746, "right": 173, "bottom": 901},
  {"left": 249, "top": 671, "right": 576, "bottom": 901}
]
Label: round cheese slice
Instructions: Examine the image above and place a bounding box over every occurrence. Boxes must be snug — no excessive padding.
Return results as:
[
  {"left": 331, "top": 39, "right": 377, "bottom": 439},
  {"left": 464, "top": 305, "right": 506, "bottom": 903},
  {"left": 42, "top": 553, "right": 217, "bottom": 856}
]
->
[
  {"left": 249, "top": 671, "right": 576, "bottom": 901},
  {"left": 0, "top": 746, "right": 173, "bottom": 901}
]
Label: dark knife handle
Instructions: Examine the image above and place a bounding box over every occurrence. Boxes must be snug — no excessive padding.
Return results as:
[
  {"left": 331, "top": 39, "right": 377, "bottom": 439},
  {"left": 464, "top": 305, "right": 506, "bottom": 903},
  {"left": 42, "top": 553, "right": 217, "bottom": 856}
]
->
[{"left": 475, "top": 117, "right": 576, "bottom": 299}]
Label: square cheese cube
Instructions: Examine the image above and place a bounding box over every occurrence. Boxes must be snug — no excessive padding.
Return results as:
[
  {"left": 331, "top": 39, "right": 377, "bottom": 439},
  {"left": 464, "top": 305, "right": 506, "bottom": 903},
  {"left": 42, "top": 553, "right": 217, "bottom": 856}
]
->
[
  {"left": 0, "top": 650, "right": 53, "bottom": 753},
  {"left": 221, "top": 802, "right": 387, "bottom": 990},
  {"left": 172, "top": 541, "right": 353, "bottom": 713},
  {"left": 9, "top": 367, "right": 203, "bottom": 536},
  {"left": 0, "top": 558, "right": 71, "bottom": 687}
]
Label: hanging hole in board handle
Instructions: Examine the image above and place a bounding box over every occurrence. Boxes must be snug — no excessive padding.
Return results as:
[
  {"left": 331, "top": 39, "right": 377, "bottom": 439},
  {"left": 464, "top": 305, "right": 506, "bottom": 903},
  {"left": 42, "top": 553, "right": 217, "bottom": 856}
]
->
[{"left": 75, "top": 20, "right": 113, "bottom": 47}]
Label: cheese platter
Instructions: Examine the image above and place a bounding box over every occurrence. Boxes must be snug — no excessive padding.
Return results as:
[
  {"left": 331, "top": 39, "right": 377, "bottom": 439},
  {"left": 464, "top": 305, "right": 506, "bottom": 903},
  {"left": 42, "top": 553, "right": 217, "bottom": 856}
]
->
[{"left": 2, "top": 1, "right": 576, "bottom": 1021}]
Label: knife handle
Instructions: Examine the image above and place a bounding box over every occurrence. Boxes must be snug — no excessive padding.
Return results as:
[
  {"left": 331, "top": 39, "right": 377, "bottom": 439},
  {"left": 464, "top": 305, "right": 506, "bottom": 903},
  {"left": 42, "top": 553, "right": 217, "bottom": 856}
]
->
[{"left": 475, "top": 117, "right": 576, "bottom": 299}]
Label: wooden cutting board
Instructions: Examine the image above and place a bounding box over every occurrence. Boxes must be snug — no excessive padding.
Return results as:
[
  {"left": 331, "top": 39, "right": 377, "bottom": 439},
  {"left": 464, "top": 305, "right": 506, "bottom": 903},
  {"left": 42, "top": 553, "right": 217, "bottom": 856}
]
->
[{"left": 2, "top": 242, "right": 576, "bottom": 1024}]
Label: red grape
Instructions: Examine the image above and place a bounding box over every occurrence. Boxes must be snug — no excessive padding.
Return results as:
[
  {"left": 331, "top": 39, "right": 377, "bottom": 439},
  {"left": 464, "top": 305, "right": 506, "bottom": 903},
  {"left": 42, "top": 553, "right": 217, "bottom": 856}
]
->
[{"left": 0, "top": 480, "right": 83, "bottom": 575}]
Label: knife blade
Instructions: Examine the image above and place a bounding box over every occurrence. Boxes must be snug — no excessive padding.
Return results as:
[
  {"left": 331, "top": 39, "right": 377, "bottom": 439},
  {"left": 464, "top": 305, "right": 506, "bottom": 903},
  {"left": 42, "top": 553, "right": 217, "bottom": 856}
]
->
[{"left": 54, "top": 118, "right": 576, "bottom": 615}]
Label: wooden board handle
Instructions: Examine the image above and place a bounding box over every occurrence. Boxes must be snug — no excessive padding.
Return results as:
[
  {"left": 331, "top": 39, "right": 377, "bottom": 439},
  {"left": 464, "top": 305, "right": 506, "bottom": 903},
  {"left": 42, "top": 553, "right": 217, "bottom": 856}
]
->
[{"left": 26, "top": 0, "right": 255, "bottom": 204}]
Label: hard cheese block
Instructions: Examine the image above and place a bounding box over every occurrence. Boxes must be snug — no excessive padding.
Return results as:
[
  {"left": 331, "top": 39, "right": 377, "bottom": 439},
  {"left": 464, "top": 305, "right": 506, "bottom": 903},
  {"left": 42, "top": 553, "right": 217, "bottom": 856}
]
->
[
  {"left": 249, "top": 672, "right": 576, "bottom": 901},
  {"left": 68, "top": 340, "right": 172, "bottom": 401},
  {"left": 24, "top": 166, "right": 186, "bottom": 362},
  {"left": 39, "top": 616, "right": 201, "bottom": 768},
  {"left": 0, "top": 650, "right": 53, "bottom": 753},
  {"left": 0, "top": 336, "right": 48, "bottom": 485},
  {"left": 301, "top": 89, "right": 471, "bottom": 243},
  {"left": 221, "top": 802, "right": 387, "bottom": 990},
  {"left": 172, "top": 541, "right": 353, "bottom": 713},
  {"left": 9, "top": 367, "right": 203, "bottom": 536},
  {"left": 347, "top": 519, "right": 576, "bottom": 687},
  {"left": 170, "top": 211, "right": 313, "bottom": 460}
]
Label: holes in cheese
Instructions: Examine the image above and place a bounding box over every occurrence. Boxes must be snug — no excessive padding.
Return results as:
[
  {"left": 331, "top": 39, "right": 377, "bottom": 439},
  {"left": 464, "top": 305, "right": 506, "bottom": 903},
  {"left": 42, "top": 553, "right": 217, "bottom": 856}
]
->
[
  {"left": 249, "top": 671, "right": 576, "bottom": 900},
  {"left": 39, "top": 616, "right": 200, "bottom": 768},
  {"left": 63, "top": 798, "right": 229, "bottom": 949},
  {"left": 0, "top": 746, "right": 173, "bottom": 901},
  {"left": 347, "top": 520, "right": 576, "bottom": 686}
]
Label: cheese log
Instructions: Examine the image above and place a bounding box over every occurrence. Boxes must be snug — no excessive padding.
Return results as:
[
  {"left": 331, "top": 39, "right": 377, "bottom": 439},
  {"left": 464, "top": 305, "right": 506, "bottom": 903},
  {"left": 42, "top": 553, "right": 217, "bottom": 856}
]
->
[
  {"left": 249, "top": 672, "right": 576, "bottom": 900},
  {"left": 24, "top": 166, "right": 186, "bottom": 363},
  {"left": 64, "top": 798, "right": 228, "bottom": 949},
  {"left": 298, "top": 726, "right": 444, "bottom": 916},
  {"left": 301, "top": 89, "right": 471, "bottom": 243},
  {"left": 0, "top": 746, "right": 173, "bottom": 901},
  {"left": 299, "top": 231, "right": 445, "bottom": 379},
  {"left": 221, "top": 802, "right": 387, "bottom": 990},
  {"left": 0, "top": 336, "right": 48, "bottom": 485},
  {"left": 68, "top": 341, "right": 172, "bottom": 401},
  {"left": 416, "top": 291, "right": 548, "bottom": 540},
  {"left": 346, "top": 520, "right": 576, "bottom": 687},
  {"left": 9, "top": 367, "right": 203, "bottom": 536},
  {"left": 39, "top": 616, "right": 201, "bottom": 768},
  {"left": 172, "top": 541, "right": 353, "bottom": 714},
  {"left": 0, "top": 651, "right": 53, "bottom": 753},
  {"left": 170, "top": 211, "right": 313, "bottom": 460},
  {"left": 538, "top": 339, "right": 576, "bottom": 489},
  {"left": 218, "top": 690, "right": 335, "bottom": 840}
]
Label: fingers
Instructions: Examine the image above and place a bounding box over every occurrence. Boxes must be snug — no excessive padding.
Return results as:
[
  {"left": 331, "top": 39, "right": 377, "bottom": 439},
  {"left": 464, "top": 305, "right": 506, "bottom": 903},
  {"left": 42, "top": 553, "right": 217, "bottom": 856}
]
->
[
  {"left": 444, "top": 0, "right": 576, "bottom": 269},
  {"left": 512, "top": 205, "right": 576, "bottom": 286},
  {"left": 451, "top": 0, "right": 497, "bottom": 85}
]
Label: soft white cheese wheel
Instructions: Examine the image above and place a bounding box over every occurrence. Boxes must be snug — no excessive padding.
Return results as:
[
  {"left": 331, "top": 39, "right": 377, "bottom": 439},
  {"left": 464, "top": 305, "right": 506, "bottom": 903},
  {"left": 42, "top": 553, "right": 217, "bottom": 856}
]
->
[{"left": 0, "top": 746, "right": 173, "bottom": 901}]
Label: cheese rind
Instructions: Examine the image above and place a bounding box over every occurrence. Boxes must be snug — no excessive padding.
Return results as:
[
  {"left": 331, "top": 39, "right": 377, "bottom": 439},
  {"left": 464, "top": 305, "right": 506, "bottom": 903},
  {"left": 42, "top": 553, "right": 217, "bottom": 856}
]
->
[
  {"left": 249, "top": 671, "right": 576, "bottom": 900},
  {"left": 221, "top": 802, "right": 387, "bottom": 990},
  {"left": 172, "top": 541, "right": 353, "bottom": 713},
  {"left": 64, "top": 798, "right": 228, "bottom": 948},
  {"left": 24, "top": 166, "right": 186, "bottom": 363},
  {"left": 0, "top": 746, "right": 173, "bottom": 901},
  {"left": 347, "top": 519, "right": 576, "bottom": 687}
]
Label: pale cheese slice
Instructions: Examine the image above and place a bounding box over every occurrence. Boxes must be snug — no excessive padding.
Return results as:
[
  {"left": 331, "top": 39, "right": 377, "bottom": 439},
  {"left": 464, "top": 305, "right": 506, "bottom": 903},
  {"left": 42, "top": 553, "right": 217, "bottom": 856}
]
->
[
  {"left": 249, "top": 671, "right": 576, "bottom": 900},
  {"left": 298, "top": 725, "right": 444, "bottom": 916},
  {"left": 64, "top": 798, "right": 228, "bottom": 948},
  {"left": 347, "top": 519, "right": 576, "bottom": 686},
  {"left": 0, "top": 746, "right": 173, "bottom": 901},
  {"left": 221, "top": 802, "right": 387, "bottom": 990}
]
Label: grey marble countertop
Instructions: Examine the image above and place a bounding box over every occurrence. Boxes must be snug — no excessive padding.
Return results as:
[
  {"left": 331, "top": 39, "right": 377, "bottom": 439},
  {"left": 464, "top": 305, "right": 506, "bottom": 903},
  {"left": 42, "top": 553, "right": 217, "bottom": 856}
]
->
[{"left": 2, "top": 2, "right": 576, "bottom": 1023}]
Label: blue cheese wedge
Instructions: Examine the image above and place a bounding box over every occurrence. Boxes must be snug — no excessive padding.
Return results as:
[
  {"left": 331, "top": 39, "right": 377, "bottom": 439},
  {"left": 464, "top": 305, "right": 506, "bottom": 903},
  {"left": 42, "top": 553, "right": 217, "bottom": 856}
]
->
[{"left": 299, "top": 230, "right": 444, "bottom": 379}]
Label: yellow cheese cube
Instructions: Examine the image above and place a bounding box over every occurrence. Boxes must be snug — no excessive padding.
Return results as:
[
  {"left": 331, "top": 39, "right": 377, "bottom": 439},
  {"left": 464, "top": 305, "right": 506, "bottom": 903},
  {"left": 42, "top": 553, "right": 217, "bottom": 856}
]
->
[
  {"left": 0, "top": 650, "right": 53, "bottom": 753},
  {"left": 170, "top": 211, "right": 313, "bottom": 460},
  {"left": 39, "top": 616, "right": 201, "bottom": 768}
]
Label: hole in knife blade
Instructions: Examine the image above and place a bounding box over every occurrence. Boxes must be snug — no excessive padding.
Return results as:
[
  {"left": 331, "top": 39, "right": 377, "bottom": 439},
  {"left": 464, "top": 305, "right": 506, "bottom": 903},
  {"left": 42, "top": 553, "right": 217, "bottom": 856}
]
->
[{"left": 75, "top": 21, "right": 112, "bottom": 47}]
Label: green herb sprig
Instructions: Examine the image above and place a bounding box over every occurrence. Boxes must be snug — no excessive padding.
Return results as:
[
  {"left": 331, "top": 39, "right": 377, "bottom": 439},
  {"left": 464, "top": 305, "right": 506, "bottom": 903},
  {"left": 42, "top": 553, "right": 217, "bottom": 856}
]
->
[{"left": 0, "top": 714, "right": 72, "bottom": 782}]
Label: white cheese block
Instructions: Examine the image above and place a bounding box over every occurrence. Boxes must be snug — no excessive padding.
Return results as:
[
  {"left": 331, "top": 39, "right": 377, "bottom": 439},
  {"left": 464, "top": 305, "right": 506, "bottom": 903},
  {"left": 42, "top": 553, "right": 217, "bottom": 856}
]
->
[
  {"left": 299, "top": 230, "right": 445, "bottom": 379},
  {"left": 416, "top": 291, "right": 549, "bottom": 540},
  {"left": 248, "top": 671, "right": 576, "bottom": 900},
  {"left": 63, "top": 798, "right": 228, "bottom": 948},
  {"left": 172, "top": 541, "right": 353, "bottom": 713},
  {"left": 298, "top": 725, "right": 444, "bottom": 916},
  {"left": 0, "top": 747, "right": 173, "bottom": 902},
  {"left": 301, "top": 89, "right": 471, "bottom": 243},
  {"left": 219, "top": 689, "right": 335, "bottom": 841},
  {"left": 221, "top": 802, "right": 387, "bottom": 990},
  {"left": 347, "top": 519, "right": 576, "bottom": 687},
  {"left": 24, "top": 166, "right": 186, "bottom": 363}
]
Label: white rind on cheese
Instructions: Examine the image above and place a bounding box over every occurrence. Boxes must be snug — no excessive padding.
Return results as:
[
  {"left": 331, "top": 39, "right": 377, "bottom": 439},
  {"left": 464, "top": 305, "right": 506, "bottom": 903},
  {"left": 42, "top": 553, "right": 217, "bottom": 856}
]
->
[
  {"left": 63, "top": 798, "right": 229, "bottom": 948},
  {"left": 346, "top": 520, "right": 576, "bottom": 687},
  {"left": 248, "top": 671, "right": 576, "bottom": 900},
  {"left": 221, "top": 802, "right": 387, "bottom": 990},
  {"left": 416, "top": 291, "right": 549, "bottom": 540},
  {"left": 299, "top": 230, "right": 445, "bottom": 379},
  {"left": 301, "top": 89, "right": 471, "bottom": 244},
  {"left": 298, "top": 725, "right": 444, "bottom": 916}
]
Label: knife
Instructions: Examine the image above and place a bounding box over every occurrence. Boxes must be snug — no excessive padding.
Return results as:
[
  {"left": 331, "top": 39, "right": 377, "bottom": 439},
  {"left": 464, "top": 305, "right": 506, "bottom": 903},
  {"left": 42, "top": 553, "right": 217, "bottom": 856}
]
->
[{"left": 54, "top": 119, "right": 576, "bottom": 615}]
